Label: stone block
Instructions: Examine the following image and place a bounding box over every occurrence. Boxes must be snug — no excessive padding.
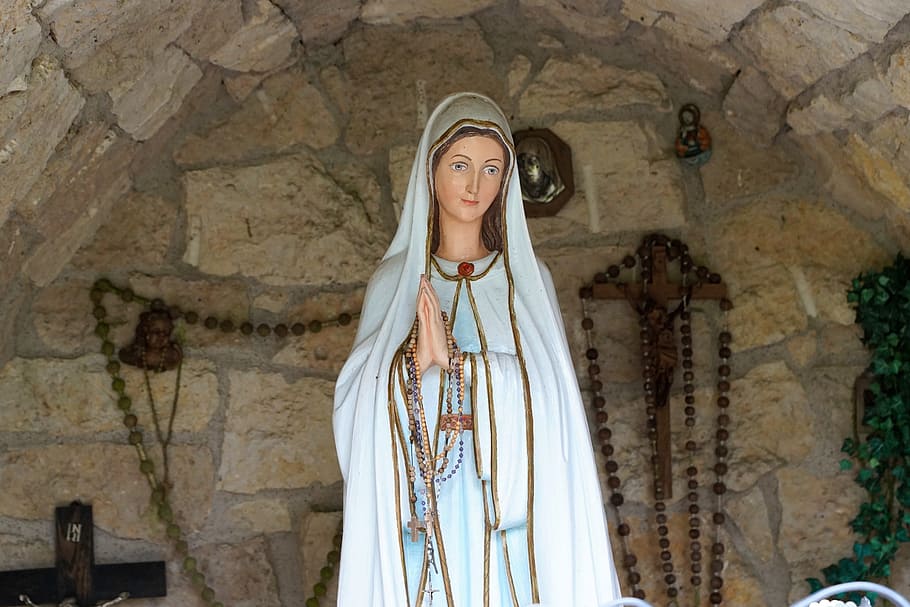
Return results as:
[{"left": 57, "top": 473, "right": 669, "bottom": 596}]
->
[
  {"left": 507, "top": 55, "right": 532, "bottom": 98},
  {"left": 737, "top": 5, "right": 869, "bottom": 98},
  {"left": 194, "top": 538, "right": 282, "bottom": 607},
  {"left": 724, "top": 264, "right": 808, "bottom": 351},
  {"left": 207, "top": 0, "right": 297, "bottom": 73},
  {"left": 111, "top": 46, "right": 203, "bottom": 141},
  {"left": 621, "top": 0, "right": 763, "bottom": 49},
  {"left": 519, "top": 55, "right": 670, "bottom": 118},
  {"left": 0, "top": 533, "right": 52, "bottom": 572},
  {"left": 722, "top": 67, "right": 787, "bottom": 146},
  {"left": 361, "top": 0, "right": 496, "bottom": 23},
  {"left": 273, "top": 0, "right": 360, "bottom": 45},
  {"left": 0, "top": 355, "right": 217, "bottom": 435},
  {"left": 182, "top": 153, "right": 387, "bottom": 287},
  {"left": 520, "top": 0, "right": 627, "bottom": 40},
  {"left": 777, "top": 466, "right": 864, "bottom": 569},
  {"left": 799, "top": 0, "right": 907, "bottom": 43},
  {"left": 299, "top": 510, "right": 342, "bottom": 596},
  {"left": 21, "top": 133, "right": 136, "bottom": 287},
  {"left": 527, "top": 120, "right": 684, "bottom": 244},
  {"left": 226, "top": 499, "right": 293, "bottom": 534},
  {"left": 884, "top": 43, "right": 910, "bottom": 108},
  {"left": 843, "top": 132, "right": 910, "bottom": 213},
  {"left": 271, "top": 289, "right": 364, "bottom": 375},
  {"left": 727, "top": 362, "right": 814, "bottom": 490},
  {"left": 339, "top": 25, "right": 501, "bottom": 155},
  {"left": 726, "top": 485, "right": 774, "bottom": 563},
  {"left": 70, "top": 191, "right": 177, "bottom": 273},
  {"left": 0, "top": 57, "right": 84, "bottom": 223},
  {"left": 0, "top": 0, "right": 42, "bottom": 95},
  {"left": 699, "top": 111, "right": 800, "bottom": 202},
  {"left": 218, "top": 373, "right": 341, "bottom": 493},
  {"left": 42, "top": 0, "right": 202, "bottom": 93},
  {"left": 175, "top": 0, "right": 244, "bottom": 62},
  {"left": 30, "top": 277, "right": 105, "bottom": 354},
  {"left": 708, "top": 198, "right": 890, "bottom": 278},
  {"left": 0, "top": 444, "right": 214, "bottom": 538},
  {"left": 175, "top": 67, "right": 339, "bottom": 166}
]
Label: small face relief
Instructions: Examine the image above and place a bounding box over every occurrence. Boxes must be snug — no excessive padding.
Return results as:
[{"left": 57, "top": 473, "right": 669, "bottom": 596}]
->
[{"left": 434, "top": 135, "right": 505, "bottom": 229}]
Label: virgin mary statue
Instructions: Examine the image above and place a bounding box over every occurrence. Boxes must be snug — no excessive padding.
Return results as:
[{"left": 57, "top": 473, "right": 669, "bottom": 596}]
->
[{"left": 333, "top": 92, "right": 621, "bottom": 606}]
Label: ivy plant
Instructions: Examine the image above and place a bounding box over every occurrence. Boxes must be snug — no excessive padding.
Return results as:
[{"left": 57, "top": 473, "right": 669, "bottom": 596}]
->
[{"left": 809, "top": 253, "right": 910, "bottom": 600}]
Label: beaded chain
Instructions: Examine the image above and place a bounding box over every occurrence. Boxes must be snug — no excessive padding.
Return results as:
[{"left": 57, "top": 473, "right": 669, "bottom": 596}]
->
[
  {"left": 89, "top": 278, "right": 354, "bottom": 607},
  {"left": 578, "top": 234, "right": 734, "bottom": 606}
]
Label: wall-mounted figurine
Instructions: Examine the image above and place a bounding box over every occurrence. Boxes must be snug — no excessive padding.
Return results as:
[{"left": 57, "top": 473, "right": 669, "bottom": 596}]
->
[
  {"left": 675, "top": 103, "right": 712, "bottom": 166},
  {"left": 118, "top": 304, "right": 182, "bottom": 371},
  {"left": 513, "top": 127, "right": 574, "bottom": 217}
]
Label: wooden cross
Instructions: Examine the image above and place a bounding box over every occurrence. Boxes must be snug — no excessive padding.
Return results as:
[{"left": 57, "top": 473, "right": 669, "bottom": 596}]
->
[
  {"left": 593, "top": 242, "right": 726, "bottom": 498},
  {"left": 0, "top": 502, "right": 166, "bottom": 607}
]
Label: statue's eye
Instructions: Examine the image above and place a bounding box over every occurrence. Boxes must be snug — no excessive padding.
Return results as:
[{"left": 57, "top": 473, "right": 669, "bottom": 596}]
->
[
  {"left": 483, "top": 166, "right": 500, "bottom": 176},
  {"left": 451, "top": 161, "right": 468, "bottom": 171}
]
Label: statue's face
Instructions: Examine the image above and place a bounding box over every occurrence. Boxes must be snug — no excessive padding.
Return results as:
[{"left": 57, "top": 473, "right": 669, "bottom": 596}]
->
[{"left": 434, "top": 135, "right": 505, "bottom": 230}]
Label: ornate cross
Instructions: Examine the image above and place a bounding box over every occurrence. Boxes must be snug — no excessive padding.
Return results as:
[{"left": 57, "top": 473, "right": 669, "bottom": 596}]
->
[
  {"left": 0, "top": 502, "right": 166, "bottom": 607},
  {"left": 593, "top": 241, "right": 726, "bottom": 497}
]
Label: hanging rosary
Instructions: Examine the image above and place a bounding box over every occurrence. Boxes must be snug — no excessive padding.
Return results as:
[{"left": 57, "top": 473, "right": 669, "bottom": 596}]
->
[
  {"left": 89, "top": 278, "right": 355, "bottom": 607},
  {"left": 578, "top": 234, "right": 733, "bottom": 606},
  {"left": 403, "top": 310, "right": 467, "bottom": 605}
]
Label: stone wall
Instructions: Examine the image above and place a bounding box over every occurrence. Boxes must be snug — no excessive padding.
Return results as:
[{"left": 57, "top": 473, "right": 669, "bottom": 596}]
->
[{"left": 1, "top": 3, "right": 908, "bottom": 607}]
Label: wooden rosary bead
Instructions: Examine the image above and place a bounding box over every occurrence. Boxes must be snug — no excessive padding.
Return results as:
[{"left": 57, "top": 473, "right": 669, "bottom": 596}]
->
[
  {"left": 688, "top": 492, "right": 699, "bottom": 502},
  {"left": 717, "top": 413, "right": 729, "bottom": 426},
  {"left": 655, "top": 501, "right": 666, "bottom": 512},
  {"left": 716, "top": 429, "right": 729, "bottom": 441},
  {"left": 715, "top": 446, "right": 728, "bottom": 458},
  {"left": 666, "top": 588, "right": 678, "bottom": 599},
  {"left": 594, "top": 272, "right": 608, "bottom": 284},
  {"left": 713, "top": 482, "right": 727, "bottom": 494},
  {"left": 719, "top": 331, "right": 732, "bottom": 344},
  {"left": 623, "top": 255, "right": 636, "bottom": 268},
  {"left": 596, "top": 411, "right": 609, "bottom": 425},
  {"left": 692, "top": 563, "right": 702, "bottom": 573},
  {"left": 600, "top": 444, "right": 613, "bottom": 456},
  {"left": 715, "top": 462, "right": 728, "bottom": 475},
  {"left": 717, "top": 396, "right": 730, "bottom": 407},
  {"left": 610, "top": 493, "right": 624, "bottom": 506},
  {"left": 617, "top": 523, "right": 631, "bottom": 536},
  {"left": 711, "top": 576, "right": 724, "bottom": 589},
  {"left": 691, "top": 576, "right": 702, "bottom": 586},
  {"left": 605, "top": 460, "right": 619, "bottom": 473},
  {"left": 719, "top": 347, "right": 732, "bottom": 358},
  {"left": 717, "top": 380, "right": 730, "bottom": 392},
  {"left": 691, "top": 551, "right": 702, "bottom": 562},
  {"left": 686, "top": 440, "right": 698, "bottom": 451},
  {"left": 204, "top": 316, "right": 219, "bottom": 329},
  {"left": 657, "top": 525, "right": 669, "bottom": 536},
  {"left": 582, "top": 318, "right": 594, "bottom": 330},
  {"left": 591, "top": 379, "right": 603, "bottom": 392},
  {"left": 711, "top": 560, "right": 724, "bottom": 573},
  {"left": 656, "top": 513, "right": 667, "bottom": 524},
  {"left": 593, "top": 395, "right": 606, "bottom": 409},
  {"left": 608, "top": 476, "right": 621, "bottom": 489},
  {"left": 240, "top": 322, "right": 254, "bottom": 335},
  {"left": 689, "top": 529, "right": 700, "bottom": 540},
  {"left": 664, "top": 574, "right": 676, "bottom": 585},
  {"left": 709, "top": 273, "right": 722, "bottom": 284},
  {"left": 608, "top": 265, "right": 621, "bottom": 277},
  {"left": 662, "top": 562, "right": 673, "bottom": 573},
  {"left": 689, "top": 504, "right": 699, "bottom": 514},
  {"left": 588, "top": 364, "right": 601, "bottom": 377},
  {"left": 710, "top": 592, "right": 723, "bottom": 604},
  {"left": 718, "top": 364, "right": 731, "bottom": 376},
  {"left": 659, "top": 551, "right": 671, "bottom": 562},
  {"left": 685, "top": 406, "right": 695, "bottom": 416},
  {"left": 683, "top": 371, "right": 694, "bottom": 381},
  {"left": 579, "top": 286, "right": 594, "bottom": 299},
  {"left": 659, "top": 538, "right": 670, "bottom": 549},
  {"left": 688, "top": 479, "right": 698, "bottom": 489},
  {"left": 719, "top": 298, "right": 733, "bottom": 311},
  {"left": 624, "top": 554, "right": 638, "bottom": 567},
  {"left": 712, "top": 542, "right": 725, "bottom": 555},
  {"left": 628, "top": 571, "right": 641, "bottom": 585},
  {"left": 713, "top": 512, "right": 725, "bottom": 525},
  {"left": 598, "top": 427, "right": 612, "bottom": 441},
  {"left": 257, "top": 323, "right": 271, "bottom": 336},
  {"left": 633, "top": 590, "right": 646, "bottom": 600}
]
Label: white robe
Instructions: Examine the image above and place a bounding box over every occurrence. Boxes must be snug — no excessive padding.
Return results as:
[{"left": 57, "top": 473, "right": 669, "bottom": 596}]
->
[{"left": 333, "top": 92, "right": 621, "bottom": 607}]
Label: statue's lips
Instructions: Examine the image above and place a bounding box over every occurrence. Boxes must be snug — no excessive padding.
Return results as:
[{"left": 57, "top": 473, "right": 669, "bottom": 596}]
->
[{"left": 461, "top": 198, "right": 480, "bottom": 205}]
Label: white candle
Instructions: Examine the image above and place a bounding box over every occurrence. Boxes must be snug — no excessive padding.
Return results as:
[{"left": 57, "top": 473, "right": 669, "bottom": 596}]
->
[{"left": 583, "top": 164, "right": 600, "bottom": 233}]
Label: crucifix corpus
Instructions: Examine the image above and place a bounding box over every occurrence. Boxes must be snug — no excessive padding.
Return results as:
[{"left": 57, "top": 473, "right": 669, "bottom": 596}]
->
[
  {"left": 0, "top": 502, "right": 166, "bottom": 607},
  {"left": 593, "top": 236, "right": 727, "bottom": 498}
]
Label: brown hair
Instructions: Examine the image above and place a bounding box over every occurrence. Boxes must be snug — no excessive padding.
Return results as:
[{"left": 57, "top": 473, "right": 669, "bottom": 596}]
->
[{"left": 430, "top": 126, "right": 510, "bottom": 254}]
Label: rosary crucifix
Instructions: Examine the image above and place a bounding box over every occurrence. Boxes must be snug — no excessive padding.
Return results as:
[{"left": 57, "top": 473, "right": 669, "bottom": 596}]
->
[{"left": 593, "top": 240, "right": 726, "bottom": 497}]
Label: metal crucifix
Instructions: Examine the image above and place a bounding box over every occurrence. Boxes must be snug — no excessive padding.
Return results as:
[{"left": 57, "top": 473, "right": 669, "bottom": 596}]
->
[
  {"left": 593, "top": 237, "right": 726, "bottom": 498},
  {"left": 0, "top": 502, "right": 166, "bottom": 607}
]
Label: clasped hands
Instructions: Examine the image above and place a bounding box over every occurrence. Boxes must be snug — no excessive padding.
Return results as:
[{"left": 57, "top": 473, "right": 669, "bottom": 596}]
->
[{"left": 415, "top": 274, "right": 451, "bottom": 374}]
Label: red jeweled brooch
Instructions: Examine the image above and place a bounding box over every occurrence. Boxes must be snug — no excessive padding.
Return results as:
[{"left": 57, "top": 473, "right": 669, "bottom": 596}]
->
[{"left": 457, "top": 262, "right": 474, "bottom": 277}]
